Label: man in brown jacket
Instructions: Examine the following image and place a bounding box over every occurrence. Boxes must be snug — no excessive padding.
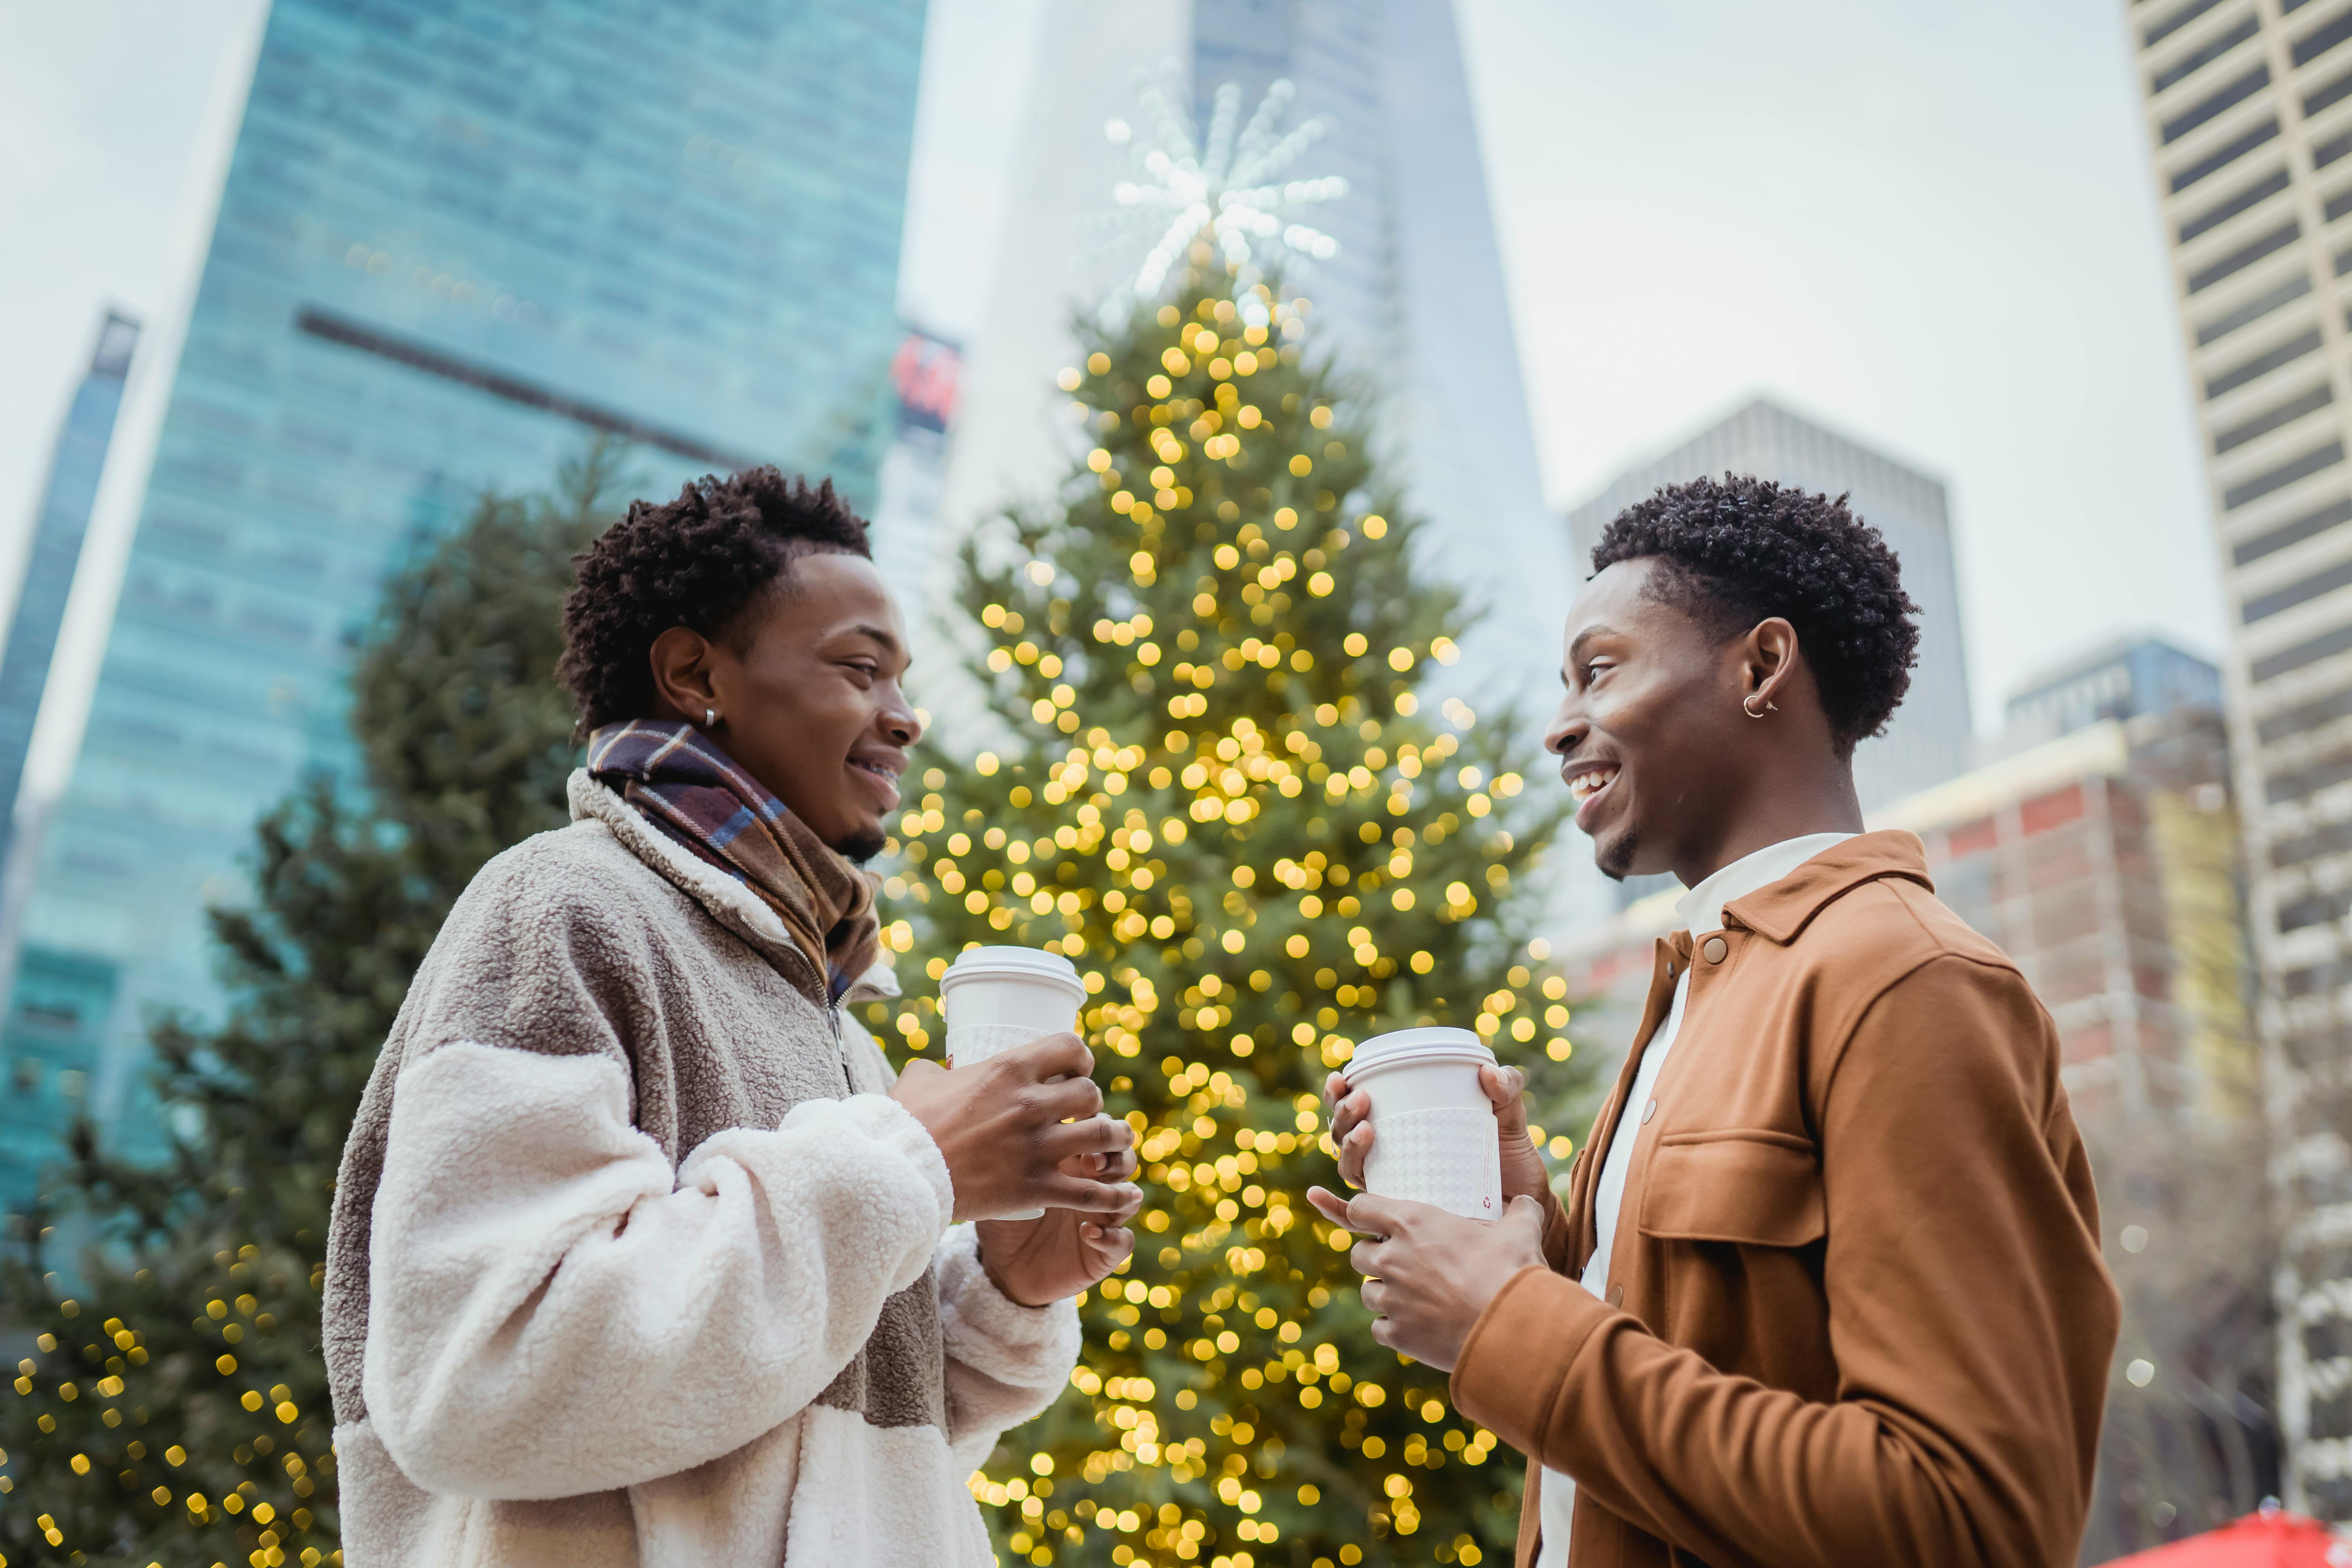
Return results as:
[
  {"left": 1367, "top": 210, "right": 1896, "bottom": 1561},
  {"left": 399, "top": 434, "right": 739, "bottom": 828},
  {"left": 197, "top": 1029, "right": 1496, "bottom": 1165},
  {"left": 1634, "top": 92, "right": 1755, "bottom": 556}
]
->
[{"left": 1310, "top": 475, "right": 2119, "bottom": 1567}]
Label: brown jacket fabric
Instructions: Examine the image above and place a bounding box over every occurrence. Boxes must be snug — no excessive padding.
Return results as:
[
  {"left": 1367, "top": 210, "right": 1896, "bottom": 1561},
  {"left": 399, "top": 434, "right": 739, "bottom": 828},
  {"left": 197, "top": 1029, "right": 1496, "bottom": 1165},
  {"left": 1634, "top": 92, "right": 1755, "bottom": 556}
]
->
[{"left": 1450, "top": 832, "right": 2118, "bottom": 1568}]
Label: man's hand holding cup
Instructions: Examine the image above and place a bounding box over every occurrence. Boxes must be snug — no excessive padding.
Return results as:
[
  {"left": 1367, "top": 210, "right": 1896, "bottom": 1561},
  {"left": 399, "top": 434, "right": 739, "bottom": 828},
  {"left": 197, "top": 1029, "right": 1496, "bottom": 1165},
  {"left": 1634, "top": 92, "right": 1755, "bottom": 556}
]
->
[
  {"left": 893, "top": 945, "right": 1142, "bottom": 1307},
  {"left": 1326, "top": 1059, "right": 1551, "bottom": 1207}
]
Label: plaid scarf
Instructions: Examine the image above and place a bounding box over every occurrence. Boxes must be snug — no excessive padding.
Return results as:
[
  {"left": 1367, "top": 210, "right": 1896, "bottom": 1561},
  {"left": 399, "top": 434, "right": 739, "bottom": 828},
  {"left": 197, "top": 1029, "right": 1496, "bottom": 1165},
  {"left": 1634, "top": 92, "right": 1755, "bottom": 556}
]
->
[{"left": 587, "top": 720, "right": 879, "bottom": 1003}]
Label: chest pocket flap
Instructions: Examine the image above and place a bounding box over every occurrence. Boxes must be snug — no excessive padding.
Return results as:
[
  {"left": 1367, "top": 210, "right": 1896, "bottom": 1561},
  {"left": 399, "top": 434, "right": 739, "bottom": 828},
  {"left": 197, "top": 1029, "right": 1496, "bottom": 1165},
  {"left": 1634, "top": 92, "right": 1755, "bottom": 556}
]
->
[{"left": 1638, "top": 1131, "right": 1824, "bottom": 1247}]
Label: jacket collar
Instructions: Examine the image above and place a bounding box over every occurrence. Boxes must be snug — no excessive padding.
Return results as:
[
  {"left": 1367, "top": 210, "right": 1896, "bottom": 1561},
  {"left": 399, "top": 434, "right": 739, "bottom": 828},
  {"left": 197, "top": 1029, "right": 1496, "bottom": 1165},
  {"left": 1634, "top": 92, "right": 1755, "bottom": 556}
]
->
[{"left": 1719, "top": 828, "right": 1935, "bottom": 945}]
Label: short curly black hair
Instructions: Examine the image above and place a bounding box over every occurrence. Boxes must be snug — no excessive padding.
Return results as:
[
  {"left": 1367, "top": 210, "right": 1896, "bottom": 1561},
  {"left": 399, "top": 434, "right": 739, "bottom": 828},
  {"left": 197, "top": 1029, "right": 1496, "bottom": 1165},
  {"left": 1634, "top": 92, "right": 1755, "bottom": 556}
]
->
[
  {"left": 558, "top": 466, "right": 871, "bottom": 734},
  {"left": 1592, "top": 474, "right": 1920, "bottom": 750}
]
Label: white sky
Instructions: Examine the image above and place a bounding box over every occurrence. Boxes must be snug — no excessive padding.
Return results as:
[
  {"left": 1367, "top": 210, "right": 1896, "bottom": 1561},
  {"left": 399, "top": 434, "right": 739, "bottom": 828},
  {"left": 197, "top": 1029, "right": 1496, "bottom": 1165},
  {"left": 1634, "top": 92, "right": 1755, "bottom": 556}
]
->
[{"left": 1, "top": 0, "right": 2226, "bottom": 741}]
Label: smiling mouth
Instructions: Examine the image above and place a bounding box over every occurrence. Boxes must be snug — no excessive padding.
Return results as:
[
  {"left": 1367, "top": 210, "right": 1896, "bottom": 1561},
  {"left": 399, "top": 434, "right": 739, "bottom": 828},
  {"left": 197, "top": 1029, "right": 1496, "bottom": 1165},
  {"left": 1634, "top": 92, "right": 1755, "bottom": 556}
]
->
[
  {"left": 1563, "top": 762, "right": 1620, "bottom": 828},
  {"left": 848, "top": 755, "right": 904, "bottom": 806}
]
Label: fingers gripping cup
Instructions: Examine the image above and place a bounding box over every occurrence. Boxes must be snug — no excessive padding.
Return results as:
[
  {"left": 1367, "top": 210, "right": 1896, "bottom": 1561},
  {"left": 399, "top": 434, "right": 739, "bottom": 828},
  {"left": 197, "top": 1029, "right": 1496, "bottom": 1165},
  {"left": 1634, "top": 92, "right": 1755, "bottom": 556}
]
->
[
  {"left": 940, "top": 946, "right": 1088, "bottom": 1220},
  {"left": 1342, "top": 1027, "right": 1503, "bottom": 1220}
]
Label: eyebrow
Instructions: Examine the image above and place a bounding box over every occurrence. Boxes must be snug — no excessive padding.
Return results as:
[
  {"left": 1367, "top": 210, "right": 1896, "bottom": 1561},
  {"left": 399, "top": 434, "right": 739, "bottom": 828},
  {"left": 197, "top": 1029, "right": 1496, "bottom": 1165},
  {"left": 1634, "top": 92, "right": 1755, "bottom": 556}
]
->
[
  {"left": 1565, "top": 624, "right": 1621, "bottom": 666},
  {"left": 838, "top": 622, "right": 907, "bottom": 662}
]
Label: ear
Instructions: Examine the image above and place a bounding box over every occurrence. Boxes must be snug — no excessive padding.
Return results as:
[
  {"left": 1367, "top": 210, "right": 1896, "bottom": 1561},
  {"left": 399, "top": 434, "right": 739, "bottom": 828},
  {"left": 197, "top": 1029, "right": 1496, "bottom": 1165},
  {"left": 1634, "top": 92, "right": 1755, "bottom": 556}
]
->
[
  {"left": 648, "top": 626, "right": 722, "bottom": 725},
  {"left": 1741, "top": 617, "right": 1801, "bottom": 715}
]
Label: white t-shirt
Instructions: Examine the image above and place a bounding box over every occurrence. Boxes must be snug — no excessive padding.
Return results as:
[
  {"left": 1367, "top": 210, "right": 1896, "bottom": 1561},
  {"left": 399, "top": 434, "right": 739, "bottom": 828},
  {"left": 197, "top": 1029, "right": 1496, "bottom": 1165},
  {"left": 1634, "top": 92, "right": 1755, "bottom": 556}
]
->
[{"left": 1535, "top": 833, "right": 1855, "bottom": 1567}]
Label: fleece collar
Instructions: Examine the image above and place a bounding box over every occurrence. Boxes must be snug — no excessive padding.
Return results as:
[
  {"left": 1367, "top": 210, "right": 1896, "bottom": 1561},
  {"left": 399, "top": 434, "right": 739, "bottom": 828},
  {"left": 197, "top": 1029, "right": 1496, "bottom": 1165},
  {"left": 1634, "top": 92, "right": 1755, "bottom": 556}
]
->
[{"left": 567, "top": 769, "right": 900, "bottom": 1005}]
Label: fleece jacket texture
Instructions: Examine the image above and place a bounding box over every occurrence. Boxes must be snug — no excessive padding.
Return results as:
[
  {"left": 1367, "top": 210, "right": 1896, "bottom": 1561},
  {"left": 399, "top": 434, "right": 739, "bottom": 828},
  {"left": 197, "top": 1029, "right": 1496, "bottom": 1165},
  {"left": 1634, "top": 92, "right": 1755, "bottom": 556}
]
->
[
  {"left": 323, "top": 769, "right": 1079, "bottom": 1567},
  {"left": 1451, "top": 831, "right": 2119, "bottom": 1568}
]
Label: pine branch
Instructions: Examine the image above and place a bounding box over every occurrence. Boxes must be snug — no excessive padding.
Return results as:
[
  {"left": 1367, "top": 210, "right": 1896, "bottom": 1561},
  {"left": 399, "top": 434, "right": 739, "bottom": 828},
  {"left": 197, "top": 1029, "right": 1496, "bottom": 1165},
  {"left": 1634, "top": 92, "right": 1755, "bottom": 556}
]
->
[{"left": 0, "top": 454, "right": 616, "bottom": 1566}]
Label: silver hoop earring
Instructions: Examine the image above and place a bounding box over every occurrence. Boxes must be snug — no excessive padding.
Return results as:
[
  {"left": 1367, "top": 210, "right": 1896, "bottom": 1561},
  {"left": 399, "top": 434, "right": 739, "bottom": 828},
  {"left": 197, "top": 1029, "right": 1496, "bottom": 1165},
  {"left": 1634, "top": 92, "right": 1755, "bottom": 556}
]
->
[
  {"left": 1743, "top": 696, "right": 1777, "bottom": 719},
  {"left": 704, "top": 707, "right": 717, "bottom": 727}
]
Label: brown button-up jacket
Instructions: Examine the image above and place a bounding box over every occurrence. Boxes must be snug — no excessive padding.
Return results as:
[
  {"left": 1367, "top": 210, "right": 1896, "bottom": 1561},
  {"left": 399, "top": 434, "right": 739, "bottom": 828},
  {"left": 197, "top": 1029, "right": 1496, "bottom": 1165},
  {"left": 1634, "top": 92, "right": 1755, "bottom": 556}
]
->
[{"left": 1450, "top": 832, "right": 2118, "bottom": 1568}]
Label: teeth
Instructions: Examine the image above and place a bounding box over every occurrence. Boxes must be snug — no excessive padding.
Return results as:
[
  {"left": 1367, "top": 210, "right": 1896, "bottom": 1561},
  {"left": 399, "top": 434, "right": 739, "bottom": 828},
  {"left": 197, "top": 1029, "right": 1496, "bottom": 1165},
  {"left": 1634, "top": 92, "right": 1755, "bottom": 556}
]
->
[{"left": 1568, "top": 771, "right": 1612, "bottom": 802}]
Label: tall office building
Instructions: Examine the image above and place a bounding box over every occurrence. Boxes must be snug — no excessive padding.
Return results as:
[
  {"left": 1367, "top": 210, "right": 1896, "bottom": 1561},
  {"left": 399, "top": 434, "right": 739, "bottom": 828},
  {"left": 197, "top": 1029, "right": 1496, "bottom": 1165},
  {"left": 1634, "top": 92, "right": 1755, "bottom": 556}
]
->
[
  {"left": 0, "top": 314, "right": 141, "bottom": 1203},
  {"left": 0, "top": 311, "right": 139, "bottom": 862},
  {"left": 0, "top": 0, "right": 926, "bottom": 1209},
  {"left": 2126, "top": 0, "right": 2352, "bottom": 1518},
  {"left": 939, "top": 0, "right": 1567, "bottom": 718},
  {"left": 1564, "top": 397, "right": 1976, "bottom": 905}
]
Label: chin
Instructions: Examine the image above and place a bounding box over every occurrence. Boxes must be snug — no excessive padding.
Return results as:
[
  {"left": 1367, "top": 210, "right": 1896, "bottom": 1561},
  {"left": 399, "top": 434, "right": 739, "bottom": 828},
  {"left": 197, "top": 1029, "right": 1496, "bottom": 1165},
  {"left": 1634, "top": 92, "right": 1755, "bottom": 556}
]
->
[
  {"left": 833, "top": 823, "right": 889, "bottom": 865},
  {"left": 1594, "top": 824, "right": 1641, "bottom": 882}
]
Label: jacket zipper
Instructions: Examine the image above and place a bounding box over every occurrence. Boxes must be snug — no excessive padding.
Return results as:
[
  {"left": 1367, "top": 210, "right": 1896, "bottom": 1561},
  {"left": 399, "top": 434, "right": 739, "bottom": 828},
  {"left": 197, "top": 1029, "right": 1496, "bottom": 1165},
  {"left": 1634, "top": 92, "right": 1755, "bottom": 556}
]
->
[{"left": 775, "top": 930, "right": 853, "bottom": 1092}]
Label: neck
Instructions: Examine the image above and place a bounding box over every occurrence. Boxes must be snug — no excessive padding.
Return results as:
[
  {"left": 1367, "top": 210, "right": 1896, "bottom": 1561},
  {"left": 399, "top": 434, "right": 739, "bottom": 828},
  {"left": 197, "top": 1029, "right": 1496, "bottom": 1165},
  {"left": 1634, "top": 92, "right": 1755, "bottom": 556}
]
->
[{"left": 1668, "top": 756, "right": 1864, "bottom": 889}]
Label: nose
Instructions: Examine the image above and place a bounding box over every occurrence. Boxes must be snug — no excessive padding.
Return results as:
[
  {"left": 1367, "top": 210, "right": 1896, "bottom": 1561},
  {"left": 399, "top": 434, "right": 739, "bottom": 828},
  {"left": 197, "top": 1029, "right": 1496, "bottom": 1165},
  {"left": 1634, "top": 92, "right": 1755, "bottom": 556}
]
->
[
  {"left": 879, "top": 680, "right": 922, "bottom": 747},
  {"left": 1544, "top": 693, "right": 1586, "bottom": 758}
]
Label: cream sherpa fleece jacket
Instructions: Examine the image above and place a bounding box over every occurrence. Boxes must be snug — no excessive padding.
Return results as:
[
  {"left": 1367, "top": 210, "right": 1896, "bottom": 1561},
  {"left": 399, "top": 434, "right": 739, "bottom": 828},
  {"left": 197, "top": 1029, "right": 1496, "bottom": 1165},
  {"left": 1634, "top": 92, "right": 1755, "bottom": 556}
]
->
[{"left": 322, "top": 770, "right": 1079, "bottom": 1567}]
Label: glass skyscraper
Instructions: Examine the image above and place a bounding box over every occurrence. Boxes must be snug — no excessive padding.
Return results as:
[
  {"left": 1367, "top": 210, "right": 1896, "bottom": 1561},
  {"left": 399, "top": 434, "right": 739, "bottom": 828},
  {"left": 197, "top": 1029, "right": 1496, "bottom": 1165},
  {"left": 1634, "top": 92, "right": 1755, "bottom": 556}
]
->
[
  {"left": 0, "top": 0, "right": 926, "bottom": 1208},
  {"left": 938, "top": 0, "right": 1567, "bottom": 716},
  {"left": 1185, "top": 0, "right": 1568, "bottom": 695},
  {"left": 0, "top": 311, "right": 139, "bottom": 867},
  {"left": 0, "top": 311, "right": 141, "bottom": 1206}
]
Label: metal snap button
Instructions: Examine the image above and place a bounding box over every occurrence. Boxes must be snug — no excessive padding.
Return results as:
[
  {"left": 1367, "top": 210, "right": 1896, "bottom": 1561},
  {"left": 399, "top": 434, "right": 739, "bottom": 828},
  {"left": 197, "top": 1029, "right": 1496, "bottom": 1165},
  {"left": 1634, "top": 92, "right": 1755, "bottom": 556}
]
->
[{"left": 1702, "top": 936, "right": 1728, "bottom": 964}]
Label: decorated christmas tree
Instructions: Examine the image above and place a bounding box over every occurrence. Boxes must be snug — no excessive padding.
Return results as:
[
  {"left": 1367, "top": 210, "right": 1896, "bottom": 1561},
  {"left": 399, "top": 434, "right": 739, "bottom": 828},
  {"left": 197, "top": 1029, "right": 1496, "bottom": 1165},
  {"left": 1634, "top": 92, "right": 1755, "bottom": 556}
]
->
[
  {"left": 0, "top": 449, "right": 624, "bottom": 1566},
  {"left": 873, "top": 245, "right": 1593, "bottom": 1567}
]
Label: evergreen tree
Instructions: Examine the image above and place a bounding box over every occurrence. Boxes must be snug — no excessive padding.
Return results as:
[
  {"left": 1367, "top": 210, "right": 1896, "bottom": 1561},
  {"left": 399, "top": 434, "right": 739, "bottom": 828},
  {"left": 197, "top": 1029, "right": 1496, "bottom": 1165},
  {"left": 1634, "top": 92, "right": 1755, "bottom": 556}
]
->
[
  {"left": 877, "top": 254, "right": 1592, "bottom": 1568},
  {"left": 0, "top": 448, "right": 625, "bottom": 1567}
]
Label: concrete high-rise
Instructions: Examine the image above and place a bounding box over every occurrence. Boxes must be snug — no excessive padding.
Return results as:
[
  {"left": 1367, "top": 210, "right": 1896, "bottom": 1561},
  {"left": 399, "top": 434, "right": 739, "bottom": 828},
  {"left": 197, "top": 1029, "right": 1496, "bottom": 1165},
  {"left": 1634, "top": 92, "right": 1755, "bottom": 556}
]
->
[
  {"left": 939, "top": 0, "right": 1567, "bottom": 714},
  {"left": 1563, "top": 398, "right": 1976, "bottom": 907},
  {"left": 2125, "top": 0, "right": 2352, "bottom": 1518},
  {"left": 0, "top": 0, "right": 927, "bottom": 1209}
]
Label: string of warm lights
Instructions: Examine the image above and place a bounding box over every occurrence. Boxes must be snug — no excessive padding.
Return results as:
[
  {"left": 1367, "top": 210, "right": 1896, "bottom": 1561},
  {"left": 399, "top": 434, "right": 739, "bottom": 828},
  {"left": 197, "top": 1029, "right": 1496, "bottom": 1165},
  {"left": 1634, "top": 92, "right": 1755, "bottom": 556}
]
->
[
  {"left": 877, "top": 239, "right": 1583, "bottom": 1568},
  {"left": 1, "top": 1241, "right": 340, "bottom": 1566}
]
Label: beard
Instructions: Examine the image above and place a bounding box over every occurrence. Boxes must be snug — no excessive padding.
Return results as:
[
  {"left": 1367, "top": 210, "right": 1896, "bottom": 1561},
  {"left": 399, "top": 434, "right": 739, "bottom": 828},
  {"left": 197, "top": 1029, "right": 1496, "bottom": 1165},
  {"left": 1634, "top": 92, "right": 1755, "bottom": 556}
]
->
[
  {"left": 1595, "top": 824, "right": 1640, "bottom": 882},
  {"left": 834, "top": 824, "right": 888, "bottom": 865}
]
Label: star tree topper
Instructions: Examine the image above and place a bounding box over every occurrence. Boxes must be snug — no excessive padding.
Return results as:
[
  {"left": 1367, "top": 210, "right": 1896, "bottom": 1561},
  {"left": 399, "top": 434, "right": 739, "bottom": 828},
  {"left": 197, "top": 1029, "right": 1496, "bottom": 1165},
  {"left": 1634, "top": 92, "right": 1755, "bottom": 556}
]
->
[{"left": 1100, "top": 75, "right": 1348, "bottom": 323}]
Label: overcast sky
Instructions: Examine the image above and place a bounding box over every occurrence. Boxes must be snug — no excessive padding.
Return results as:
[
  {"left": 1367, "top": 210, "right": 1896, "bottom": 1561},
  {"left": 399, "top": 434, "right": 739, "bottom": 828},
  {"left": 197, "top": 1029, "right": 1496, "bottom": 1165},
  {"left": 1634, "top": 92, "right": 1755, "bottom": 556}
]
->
[{"left": 2, "top": 0, "right": 2224, "bottom": 739}]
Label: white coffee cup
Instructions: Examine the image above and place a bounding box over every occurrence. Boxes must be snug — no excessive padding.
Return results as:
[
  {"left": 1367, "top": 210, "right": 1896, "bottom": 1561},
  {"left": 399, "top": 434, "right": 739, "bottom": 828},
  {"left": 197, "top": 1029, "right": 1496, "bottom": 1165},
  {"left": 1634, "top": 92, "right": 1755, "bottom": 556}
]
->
[
  {"left": 940, "top": 946, "right": 1088, "bottom": 1220},
  {"left": 1342, "top": 1027, "right": 1503, "bottom": 1220}
]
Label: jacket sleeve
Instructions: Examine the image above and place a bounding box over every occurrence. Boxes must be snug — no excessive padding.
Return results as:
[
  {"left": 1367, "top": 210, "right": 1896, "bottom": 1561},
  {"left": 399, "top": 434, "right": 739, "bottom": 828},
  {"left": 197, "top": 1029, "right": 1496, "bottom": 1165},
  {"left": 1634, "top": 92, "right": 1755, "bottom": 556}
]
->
[
  {"left": 841, "top": 1001, "right": 1081, "bottom": 1471},
  {"left": 361, "top": 1040, "right": 955, "bottom": 1500},
  {"left": 932, "top": 1223, "right": 1084, "bottom": 1472},
  {"left": 1450, "top": 954, "right": 2118, "bottom": 1568}
]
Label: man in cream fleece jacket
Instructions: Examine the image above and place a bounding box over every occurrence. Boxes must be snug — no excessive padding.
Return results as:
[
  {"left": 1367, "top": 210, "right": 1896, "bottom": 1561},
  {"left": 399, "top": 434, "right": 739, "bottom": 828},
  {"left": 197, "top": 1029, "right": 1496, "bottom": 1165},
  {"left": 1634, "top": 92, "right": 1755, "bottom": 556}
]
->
[{"left": 325, "top": 469, "right": 1143, "bottom": 1566}]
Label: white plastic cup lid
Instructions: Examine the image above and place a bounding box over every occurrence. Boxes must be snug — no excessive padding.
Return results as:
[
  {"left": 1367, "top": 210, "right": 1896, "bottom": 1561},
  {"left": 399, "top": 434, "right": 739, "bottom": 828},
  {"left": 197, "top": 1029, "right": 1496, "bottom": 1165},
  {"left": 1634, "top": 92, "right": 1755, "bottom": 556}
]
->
[
  {"left": 938, "top": 945, "right": 1087, "bottom": 1000},
  {"left": 1342, "top": 1026, "right": 1495, "bottom": 1083}
]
